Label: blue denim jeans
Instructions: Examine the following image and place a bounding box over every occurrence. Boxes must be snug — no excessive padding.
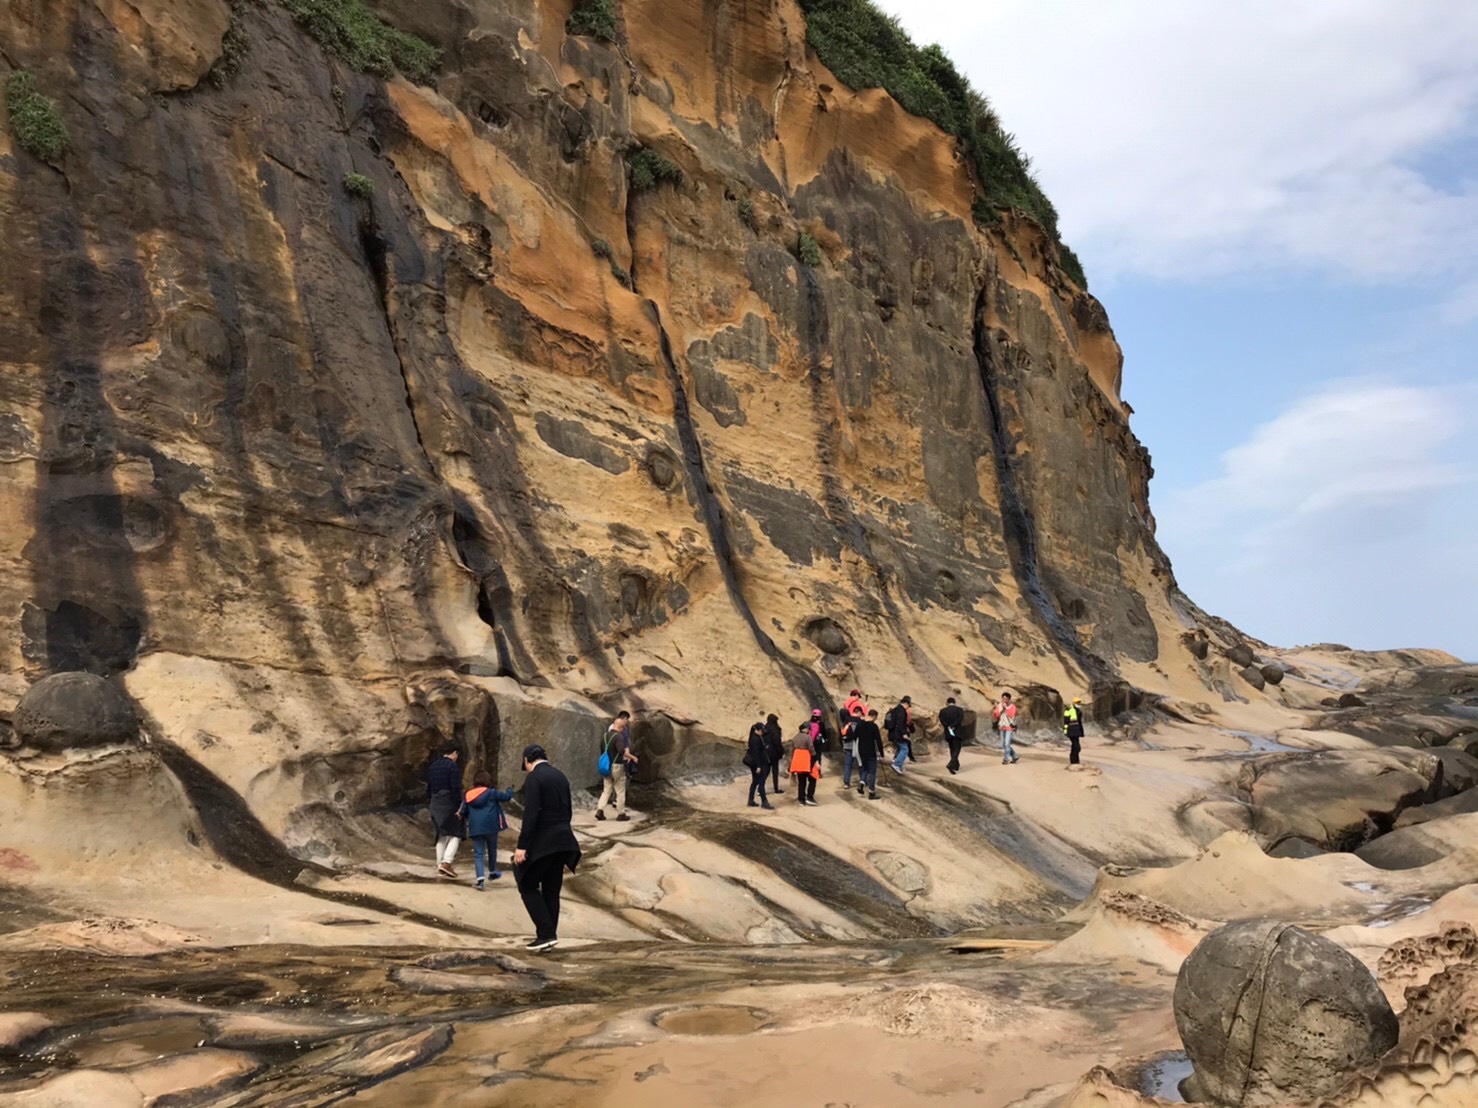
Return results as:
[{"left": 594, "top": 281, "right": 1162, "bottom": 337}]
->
[
  {"left": 471, "top": 835, "right": 500, "bottom": 881},
  {"left": 859, "top": 762, "right": 878, "bottom": 793},
  {"left": 1001, "top": 729, "right": 1017, "bottom": 762},
  {"left": 891, "top": 741, "right": 909, "bottom": 773},
  {"left": 842, "top": 746, "right": 857, "bottom": 786}
]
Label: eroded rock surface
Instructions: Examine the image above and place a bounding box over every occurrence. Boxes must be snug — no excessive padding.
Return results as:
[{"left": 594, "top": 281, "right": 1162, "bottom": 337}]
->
[{"left": 1173, "top": 921, "right": 1399, "bottom": 1107}]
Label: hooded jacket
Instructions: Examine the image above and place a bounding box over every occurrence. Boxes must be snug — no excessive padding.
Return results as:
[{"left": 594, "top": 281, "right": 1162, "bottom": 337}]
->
[{"left": 460, "top": 784, "right": 516, "bottom": 839}]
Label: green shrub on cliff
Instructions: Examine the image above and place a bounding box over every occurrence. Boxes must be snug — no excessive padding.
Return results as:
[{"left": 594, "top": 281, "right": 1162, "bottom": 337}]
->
[
  {"left": 5, "top": 72, "right": 69, "bottom": 164},
  {"left": 797, "top": 232, "right": 824, "bottom": 268},
  {"left": 798, "top": 0, "right": 1087, "bottom": 288},
  {"left": 342, "top": 172, "right": 374, "bottom": 198},
  {"left": 567, "top": 0, "right": 618, "bottom": 42},
  {"left": 278, "top": 0, "right": 440, "bottom": 83},
  {"left": 627, "top": 147, "right": 683, "bottom": 192}
]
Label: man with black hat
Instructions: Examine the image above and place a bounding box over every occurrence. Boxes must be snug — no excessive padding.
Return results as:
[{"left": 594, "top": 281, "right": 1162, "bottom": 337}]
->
[
  {"left": 512, "top": 745, "right": 581, "bottom": 952},
  {"left": 939, "top": 696, "right": 966, "bottom": 775}
]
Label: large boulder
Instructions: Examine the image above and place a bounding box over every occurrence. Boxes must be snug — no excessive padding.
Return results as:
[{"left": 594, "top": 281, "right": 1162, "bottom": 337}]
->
[
  {"left": 1174, "top": 921, "right": 1399, "bottom": 1107},
  {"left": 1240, "top": 665, "right": 1266, "bottom": 692},
  {"left": 1239, "top": 748, "right": 1442, "bottom": 851},
  {"left": 13, "top": 672, "right": 138, "bottom": 752},
  {"left": 1227, "top": 643, "right": 1255, "bottom": 668},
  {"left": 1259, "top": 663, "right": 1284, "bottom": 686}
]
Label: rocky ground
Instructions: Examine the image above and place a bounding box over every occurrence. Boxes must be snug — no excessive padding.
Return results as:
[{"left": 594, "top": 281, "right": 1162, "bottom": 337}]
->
[{"left": 2, "top": 649, "right": 1475, "bottom": 1106}]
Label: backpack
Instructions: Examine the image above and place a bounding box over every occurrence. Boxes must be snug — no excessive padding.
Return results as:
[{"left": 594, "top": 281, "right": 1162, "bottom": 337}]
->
[
  {"left": 598, "top": 733, "right": 614, "bottom": 778},
  {"left": 883, "top": 708, "right": 896, "bottom": 732}
]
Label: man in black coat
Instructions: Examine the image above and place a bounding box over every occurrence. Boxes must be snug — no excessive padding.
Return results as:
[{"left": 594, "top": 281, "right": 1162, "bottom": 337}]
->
[
  {"left": 939, "top": 697, "right": 966, "bottom": 775},
  {"left": 854, "top": 709, "right": 884, "bottom": 800},
  {"left": 512, "top": 744, "right": 581, "bottom": 952},
  {"left": 762, "top": 713, "right": 785, "bottom": 794},
  {"left": 425, "top": 744, "right": 464, "bottom": 877},
  {"left": 886, "top": 696, "right": 913, "bottom": 775}
]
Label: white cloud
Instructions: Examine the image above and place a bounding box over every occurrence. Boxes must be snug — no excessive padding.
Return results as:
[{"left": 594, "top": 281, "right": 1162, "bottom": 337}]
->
[
  {"left": 1156, "top": 382, "right": 1478, "bottom": 655},
  {"left": 890, "top": 1, "right": 1478, "bottom": 283}
]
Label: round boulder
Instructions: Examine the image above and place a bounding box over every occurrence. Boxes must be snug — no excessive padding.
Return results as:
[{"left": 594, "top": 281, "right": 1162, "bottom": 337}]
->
[
  {"left": 1259, "top": 663, "right": 1285, "bottom": 686},
  {"left": 1240, "top": 665, "right": 1266, "bottom": 692},
  {"left": 1174, "top": 921, "right": 1398, "bottom": 1107},
  {"left": 13, "top": 672, "right": 139, "bottom": 752},
  {"left": 1226, "top": 643, "right": 1255, "bottom": 668}
]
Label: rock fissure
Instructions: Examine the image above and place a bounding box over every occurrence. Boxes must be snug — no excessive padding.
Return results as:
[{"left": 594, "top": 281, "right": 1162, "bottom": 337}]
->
[{"left": 970, "top": 277, "right": 1107, "bottom": 684}]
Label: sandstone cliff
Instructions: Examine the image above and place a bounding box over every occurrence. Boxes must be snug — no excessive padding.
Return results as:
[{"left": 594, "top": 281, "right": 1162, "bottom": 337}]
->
[{"left": 0, "top": 0, "right": 1220, "bottom": 806}]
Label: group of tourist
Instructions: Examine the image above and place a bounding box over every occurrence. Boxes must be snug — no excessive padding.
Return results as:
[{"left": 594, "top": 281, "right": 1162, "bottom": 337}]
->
[
  {"left": 422, "top": 690, "right": 1092, "bottom": 952},
  {"left": 741, "top": 689, "right": 1091, "bottom": 806}
]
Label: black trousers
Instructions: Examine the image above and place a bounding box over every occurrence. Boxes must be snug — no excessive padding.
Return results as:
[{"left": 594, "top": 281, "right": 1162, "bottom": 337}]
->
[
  {"left": 515, "top": 851, "right": 574, "bottom": 941},
  {"left": 1068, "top": 736, "right": 1081, "bottom": 765},
  {"left": 770, "top": 758, "right": 782, "bottom": 791},
  {"left": 748, "top": 766, "right": 769, "bottom": 805},
  {"left": 946, "top": 735, "right": 963, "bottom": 772},
  {"left": 859, "top": 761, "right": 878, "bottom": 793},
  {"left": 795, "top": 773, "right": 816, "bottom": 803}
]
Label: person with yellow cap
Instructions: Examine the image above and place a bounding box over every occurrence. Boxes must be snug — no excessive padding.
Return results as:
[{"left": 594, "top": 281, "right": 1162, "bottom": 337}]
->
[{"left": 1062, "top": 697, "right": 1086, "bottom": 769}]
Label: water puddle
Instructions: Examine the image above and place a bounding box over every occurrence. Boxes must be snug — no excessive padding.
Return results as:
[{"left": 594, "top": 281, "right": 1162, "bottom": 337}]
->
[
  {"left": 54, "top": 1016, "right": 207, "bottom": 1069},
  {"left": 1136, "top": 1049, "right": 1192, "bottom": 1101},
  {"left": 653, "top": 1005, "right": 768, "bottom": 1036}
]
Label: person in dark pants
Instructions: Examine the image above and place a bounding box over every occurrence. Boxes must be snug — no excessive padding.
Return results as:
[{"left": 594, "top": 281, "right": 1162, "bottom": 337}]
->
[
  {"left": 744, "top": 722, "right": 775, "bottom": 809},
  {"left": 886, "top": 697, "right": 913, "bottom": 775},
  {"left": 763, "top": 713, "right": 785, "bottom": 793},
  {"left": 425, "top": 744, "right": 464, "bottom": 877},
  {"left": 854, "top": 709, "right": 884, "bottom": 799},
  {"left": 789, "top": 723, "right": 818, "bottom": 806},
  {"left": 512, "top": 744, "right": 581, "bottom": 953},
  {"left": 1062, "top": 697, "right": 1086, "bottom": 769},
  {"left": 939, "top": 697, "right": 966, "bottom": 775}
]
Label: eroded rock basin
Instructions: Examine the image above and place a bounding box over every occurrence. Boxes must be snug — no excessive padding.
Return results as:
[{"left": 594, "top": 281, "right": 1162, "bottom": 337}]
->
[{"left": 0, "top": 935, "right": 1180, "bottom": 1106}]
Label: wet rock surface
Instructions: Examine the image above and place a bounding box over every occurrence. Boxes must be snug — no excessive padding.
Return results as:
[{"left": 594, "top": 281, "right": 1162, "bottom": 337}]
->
[{"left": 1174, "top": 921, "right": 1400, "bottom": 1107}]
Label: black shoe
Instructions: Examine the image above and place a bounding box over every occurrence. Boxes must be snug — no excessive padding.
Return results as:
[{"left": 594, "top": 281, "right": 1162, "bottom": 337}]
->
[
  {"left": 747, "top": 800, "right": 758, "bottom": 807},
  {"left": 526, "top": 937, "right": 558, "bottom": 952},
  {"left": 761, "top": 803, "right": 775, "bottom": 810},
  {"left": 616, "top": 813, "right": 630, "bottom": 822},
  {"left": 867, "top": 792, "right": 879, "bottom": 800},
  {"left": 595, "top": 810, "right": 606, "bottom": 821}
]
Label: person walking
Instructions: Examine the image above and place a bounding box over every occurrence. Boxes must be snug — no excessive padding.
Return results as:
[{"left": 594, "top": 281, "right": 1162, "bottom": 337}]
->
[
  {"left": 425, "top": 744, "right": 464, "bottom": 877},
  {"left": 992, "top": 691, "right": 1020, "bottom": 764},
  {"left": 854, "top": 708, "right": 884, "bottom": 800},
  {"left": 839, "top": 707, "right": 861, "bottom": 789},
  {"left": 459, "top": 771, "right": 515, "bottom": 889},
  {"left": 939, "top": 696, "right": 966, "bottom": 775},
  {"left": 744, "top": 722, "right": 775, "bottom": 809},
  {"left": 843, "top": 688, "right": 867, "bottom": 719},
  {"left": 596, "top": 710, "right": 637, "bottom": 822},
  {"left": 1062, "top": 697, "right": 1086, "bottom": 769},
  {"left": 512, "top": 744, "right": 580, "bottom": 952},
  {"left": 763, "top": 713, "right": 785, "bottom": 794},
  {"left": 789, "top": 722, "right": 818, "bottom": 806},
  {"left": 886, "top": 696, "right": 913, "bottom": 775}
]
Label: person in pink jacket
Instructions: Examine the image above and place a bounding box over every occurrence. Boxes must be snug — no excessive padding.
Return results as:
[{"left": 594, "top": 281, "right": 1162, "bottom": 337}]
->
[{"left": 992, "top": 691, "right": 1019, "bottom": 765}]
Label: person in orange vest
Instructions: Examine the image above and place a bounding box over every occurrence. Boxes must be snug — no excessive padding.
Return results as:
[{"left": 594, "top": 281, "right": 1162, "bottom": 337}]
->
[
  {"left": 458, "top": 771, "right": 516, "bottom": 889},
  {"left": 789, "top": 722, "right": 818, "bottom": 806},
  {"left": 844, "top": 688, "right": 867, "bottom": 719}
]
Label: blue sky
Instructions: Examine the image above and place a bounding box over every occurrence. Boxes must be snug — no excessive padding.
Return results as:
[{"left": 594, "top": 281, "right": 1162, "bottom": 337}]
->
[{"left": 891, "top": 1, "right": 1478, "bottom": 660}]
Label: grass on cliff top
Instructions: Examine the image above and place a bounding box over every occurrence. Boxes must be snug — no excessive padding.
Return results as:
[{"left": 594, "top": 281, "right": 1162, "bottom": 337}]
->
[
  {"left": 798, "top": 0, "right": 1087, "bottom": 289},
  {"left": 278, "top": 0, "right": 440, "bottom": 83},
  {"left": 5, "top": 72, "right": 69, "bottom": 164}
]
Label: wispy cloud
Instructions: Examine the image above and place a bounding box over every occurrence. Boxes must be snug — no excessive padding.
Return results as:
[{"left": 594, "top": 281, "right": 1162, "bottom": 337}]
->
[
  {"left": 891, "top": 1, "right": 1478, "bottom": 284},
  {"left": 1156, "top": 381, "right": 1478, "bottom": 653}
]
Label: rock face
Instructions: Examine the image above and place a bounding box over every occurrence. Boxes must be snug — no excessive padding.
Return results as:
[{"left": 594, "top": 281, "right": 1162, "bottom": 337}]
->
[
  {"left": 0, "top": 0, "right": 1233, "bottom": 827},
  {"left": 1173, "top": 921, "right": 1399, "bottom": 1107},
  {"left": 1238, "top": 749, "right": 1442, "bottom": 851},
  {"left": 13, "top": 672, "right": 138, "bottom": 752}
]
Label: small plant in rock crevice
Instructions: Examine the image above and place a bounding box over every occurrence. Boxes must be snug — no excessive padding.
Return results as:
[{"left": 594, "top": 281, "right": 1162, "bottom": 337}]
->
[
  {"left": 797, "top": 232, "right": 824, "bottom": 268},
  {"left": 5, "top": 72, "right": 69, "bottom": 164},
  {"left": 737, "top": 196, "right": 757, "bottom": 232},
  {"left": 626, "top": 147, "right": 683, "bottom": 193},
  {"left": 342, "top": 172, "right": 375, "bottom": 198},
  {"left": 208, "top": 12, "right": 251, "bottom": 88},
  {"left": 567, "top": 0, "right": 618, "bottom": 42},
  {"left": 590, "top": 238, "right": 613, "bottom": 260}
]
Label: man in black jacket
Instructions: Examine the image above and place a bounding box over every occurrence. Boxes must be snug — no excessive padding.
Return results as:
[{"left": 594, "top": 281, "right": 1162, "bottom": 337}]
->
[
  {"left": 513, "top": 744, "right": 581, "bottom": 952},
  {"left": 854, "top": 709, "right": 884, "bottom": 800},
  {"left": 939, "top": 697, "right": 966, "bottom": 775},
  {"left": 762, "top": 714, "right": 785, "bottom": 794},
  {"left": 886, "top": 696, "right": 913, "bottom": 775},
  {"left": 425, "top": 744, "right": 464, "bottom": 878}
]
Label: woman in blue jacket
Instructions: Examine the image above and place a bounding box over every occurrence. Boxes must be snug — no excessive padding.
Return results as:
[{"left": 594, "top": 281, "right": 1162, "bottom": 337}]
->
[{"left": 459, "top": 772, "right": 516, "bottom": 889}]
